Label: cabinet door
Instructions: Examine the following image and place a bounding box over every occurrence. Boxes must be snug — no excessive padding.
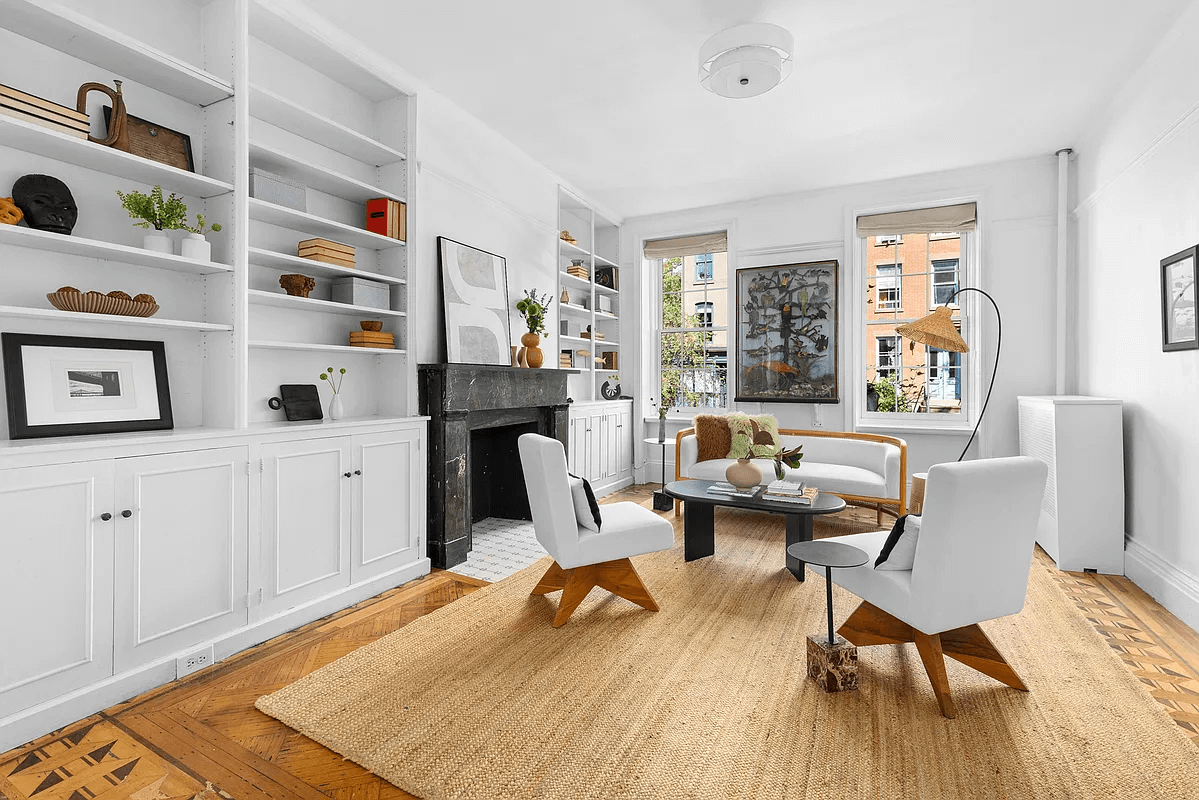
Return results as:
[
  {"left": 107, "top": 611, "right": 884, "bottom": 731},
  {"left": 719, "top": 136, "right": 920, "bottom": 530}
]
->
[
  {"left": 260, "top": 437, "right": 352, "bottom": 619},
  {"left": 587, "top": 410, "right": 604, "bottom": 481},
  {"left": 568, "top": 412, "right": 586, "bottom": 476},
  {"left": 0, "top": 462, "right": 115, "bottom": 719},
  {"left": 113, "top": 448, "right": 249, "bottom": 671},
  {"left": 602, "top": 409, "right": 622, "bottom": 480},
  {"left": 351, "top": 428, "right": 424, "bottom": 582},
  {"left": 617, "top": 408, "right": 632, "bottom": 477}
]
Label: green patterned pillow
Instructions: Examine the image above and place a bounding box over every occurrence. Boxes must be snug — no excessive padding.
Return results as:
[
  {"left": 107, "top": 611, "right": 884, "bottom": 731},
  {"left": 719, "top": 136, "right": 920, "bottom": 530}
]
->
[{"left": 726, "top": 413, "right": 780, "bottom": 459}]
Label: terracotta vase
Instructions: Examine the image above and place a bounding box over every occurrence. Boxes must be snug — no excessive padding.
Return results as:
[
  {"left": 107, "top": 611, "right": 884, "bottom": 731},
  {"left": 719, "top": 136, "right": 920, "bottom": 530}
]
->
[
  {"left": 520, "top": 332, "right": 543, "bottom": 368},
  {"left": 725, "top": 457, "right": 762, "bottom": 491}
]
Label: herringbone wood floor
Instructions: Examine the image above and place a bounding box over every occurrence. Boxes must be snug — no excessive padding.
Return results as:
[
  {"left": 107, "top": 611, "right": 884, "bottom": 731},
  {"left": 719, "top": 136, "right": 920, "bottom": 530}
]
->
[{"left": 3, "top": 487, "right": 1197, "bottom": 799}]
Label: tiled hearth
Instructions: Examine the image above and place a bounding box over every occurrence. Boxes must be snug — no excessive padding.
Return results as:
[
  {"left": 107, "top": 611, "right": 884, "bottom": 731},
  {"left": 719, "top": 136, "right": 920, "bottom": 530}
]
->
[{"left": 449, "top": 518, "right": 544, "bottom": 582}]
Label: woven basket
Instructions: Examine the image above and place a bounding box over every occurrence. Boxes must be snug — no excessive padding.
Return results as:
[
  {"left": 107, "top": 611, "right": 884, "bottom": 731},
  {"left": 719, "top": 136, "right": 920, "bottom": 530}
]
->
[{"left": 47, "top": 292, "right": 159, "bottom": 318}]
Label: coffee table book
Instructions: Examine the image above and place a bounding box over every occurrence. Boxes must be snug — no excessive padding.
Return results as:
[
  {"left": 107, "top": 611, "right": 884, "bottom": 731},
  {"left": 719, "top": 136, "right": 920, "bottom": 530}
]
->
[{"left": 707, "top": 482, "right": 763, "bottom": 499}]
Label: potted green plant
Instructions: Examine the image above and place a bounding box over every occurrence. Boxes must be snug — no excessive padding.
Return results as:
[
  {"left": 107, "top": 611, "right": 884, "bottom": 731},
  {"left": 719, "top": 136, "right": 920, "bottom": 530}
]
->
[
  {"left": 181, "top": 213, "right": 223, "bottom": 262},
  {"left": 515, "top": 288, "right": 553, "bottom": 368},
  {"left": 320, "top": 366, "right": 347, "bottom": 420},
  {"left": 116, "top": 185, "right": 187, "bottom": 254}
]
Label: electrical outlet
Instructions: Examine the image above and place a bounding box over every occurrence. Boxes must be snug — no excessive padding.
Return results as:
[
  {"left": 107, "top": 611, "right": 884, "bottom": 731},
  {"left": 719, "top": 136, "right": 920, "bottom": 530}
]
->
[
  {"left": 811, "top": 404, "right": 824, "bottom": 428},
  {"left": 176, "top": 645, "right": 215, "bottom": 679}
]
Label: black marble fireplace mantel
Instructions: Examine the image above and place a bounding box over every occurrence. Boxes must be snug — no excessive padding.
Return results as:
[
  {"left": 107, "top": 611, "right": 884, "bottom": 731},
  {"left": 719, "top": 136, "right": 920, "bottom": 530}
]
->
[{"left": 418, "top": 364, "right": 571, "bottom": 568}]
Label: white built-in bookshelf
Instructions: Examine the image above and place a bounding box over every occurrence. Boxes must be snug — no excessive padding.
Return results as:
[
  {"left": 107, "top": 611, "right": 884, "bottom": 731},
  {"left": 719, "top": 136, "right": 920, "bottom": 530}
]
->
[
  {"left": 557, "top": 187, "right": 622, "bottom": 402},
  {"left": 0, "top": 0, "right": 417, "bottom": 440}
]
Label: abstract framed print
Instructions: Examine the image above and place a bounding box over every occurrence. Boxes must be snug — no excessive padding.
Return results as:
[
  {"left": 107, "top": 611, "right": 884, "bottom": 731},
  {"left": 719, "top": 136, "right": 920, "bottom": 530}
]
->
[
  {"left": 2, "top": 333, "right": 173, "bottom": 439},
  {"left": 438, "top": 237, "right": 512, "bottom": 366}
]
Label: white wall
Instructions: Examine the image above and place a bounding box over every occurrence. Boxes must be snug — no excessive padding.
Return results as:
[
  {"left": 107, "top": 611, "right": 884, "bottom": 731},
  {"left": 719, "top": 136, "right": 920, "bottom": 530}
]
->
[
  {"left": 623, "top": 157, "right": 1060, "bottom": 482},
  {"left": 1073, "top": 1, "right": 1199, "bottom": 629}
]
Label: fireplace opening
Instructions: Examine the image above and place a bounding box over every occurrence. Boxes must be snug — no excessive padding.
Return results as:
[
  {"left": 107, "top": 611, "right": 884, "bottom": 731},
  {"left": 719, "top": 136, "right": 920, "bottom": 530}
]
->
[{"left": 470, "top": 421, "right": 538, "bottom": 524}]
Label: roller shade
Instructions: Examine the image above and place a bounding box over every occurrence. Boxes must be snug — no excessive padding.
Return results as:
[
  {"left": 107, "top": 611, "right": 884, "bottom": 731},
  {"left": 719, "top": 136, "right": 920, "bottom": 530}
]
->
[
  {"left": 643, "top": 231, "right": 728, "bottom": 260},
  {"left": 876, "top": 265, "right": 899, "bottom": 289},
  {"left": 856, "top": 203, "right": 976, "bottom": 236}
]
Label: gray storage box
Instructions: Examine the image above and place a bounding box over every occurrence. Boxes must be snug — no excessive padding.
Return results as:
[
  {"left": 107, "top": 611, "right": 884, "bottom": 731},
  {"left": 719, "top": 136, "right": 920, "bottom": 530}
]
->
[
  {"left": 333, "top": 276, "right": 390, "bottom": 309},
  {"left": 249, "top": 167, "right": 306, "bottom": 212}
]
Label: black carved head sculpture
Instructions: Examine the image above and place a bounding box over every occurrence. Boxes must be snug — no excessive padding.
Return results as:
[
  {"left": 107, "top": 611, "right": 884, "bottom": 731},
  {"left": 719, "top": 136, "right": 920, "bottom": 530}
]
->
[{"left": 12, "top": 174, "right": 78, "bottom": 235}]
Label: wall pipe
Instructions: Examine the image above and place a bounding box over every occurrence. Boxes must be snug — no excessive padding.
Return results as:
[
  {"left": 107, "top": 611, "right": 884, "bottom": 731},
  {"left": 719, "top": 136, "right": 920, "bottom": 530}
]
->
[{"left": 1056, "top": 148, "right": 1072, "bottom": 395}]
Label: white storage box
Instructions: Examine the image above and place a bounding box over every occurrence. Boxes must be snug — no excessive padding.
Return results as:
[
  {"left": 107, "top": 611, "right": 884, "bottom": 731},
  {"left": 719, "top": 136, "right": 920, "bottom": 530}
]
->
[
  {"left": 597, "top": 295, "right": 613, "bottom": 314},
  {"left": 249, "top": 167, "right": 306, "bottom": 211},
  {"left": 332, "top": 276, "right": 390, "bottom": 309}
]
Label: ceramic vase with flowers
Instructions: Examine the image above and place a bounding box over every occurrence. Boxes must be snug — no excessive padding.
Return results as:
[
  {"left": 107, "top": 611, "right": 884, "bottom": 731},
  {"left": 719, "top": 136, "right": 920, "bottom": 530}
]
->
[
  {"left": 118, "top": 185, "right": 186, "bottom": 253},
  {"left": 320, "top": 366, "right": 347, "bottom": 420},
  {"left": 516, "top": 288, "right": 553, "bottom": 369},
  {"left": 180, "top": 213, "right": 222, "bottom": 262},
  {"left": 650, "top": 397, "right": 668, "bottom": 442},
  {"left": 724, "top": 419, "right": 779, "bottom": 491}
]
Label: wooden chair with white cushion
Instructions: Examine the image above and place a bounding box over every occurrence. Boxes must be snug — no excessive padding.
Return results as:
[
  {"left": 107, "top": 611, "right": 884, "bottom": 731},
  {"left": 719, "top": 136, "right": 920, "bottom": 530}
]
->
[
  {"left": 822, "top": 456, "right": 1048, "bottom": 718},
  {"left": 518, "top": 433, "right": 675, "bottom": 627}
]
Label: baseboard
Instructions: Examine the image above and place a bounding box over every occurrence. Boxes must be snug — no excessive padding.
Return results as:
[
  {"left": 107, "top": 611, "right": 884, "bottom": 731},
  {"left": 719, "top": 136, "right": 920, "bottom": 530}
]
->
[
  {"left": 1125, "top": 537, "right": 1199, "bottom": 634},
  {"left": 594, "top": 476, "right": 634, "bottom": 498},
  {"left": 0, "top": 559, "right": 430, "bottom": 752}
]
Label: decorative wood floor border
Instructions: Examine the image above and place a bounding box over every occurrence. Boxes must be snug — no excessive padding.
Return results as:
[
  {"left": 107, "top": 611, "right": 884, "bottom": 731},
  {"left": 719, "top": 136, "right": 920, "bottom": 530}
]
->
[{"left": 3, "top": 492, "right": 1196, "bottom": 799}]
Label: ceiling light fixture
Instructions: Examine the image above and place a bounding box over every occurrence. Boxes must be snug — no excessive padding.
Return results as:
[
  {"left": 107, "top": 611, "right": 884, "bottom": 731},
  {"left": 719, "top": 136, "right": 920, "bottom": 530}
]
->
[{"left": 698, "top": 22, "right": 794, "bottom": 99}]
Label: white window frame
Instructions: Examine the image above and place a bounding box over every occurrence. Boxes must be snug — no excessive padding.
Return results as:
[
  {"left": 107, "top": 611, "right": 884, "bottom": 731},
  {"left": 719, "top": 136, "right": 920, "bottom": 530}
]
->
[
  {"left": 693, "top": 300, "right": 714, "bottom": 328},
  {"left": 875, "top": 335, "right": 900, "bottom": 381},
  {"left": 847, "top": 198, "right": 982, "bottom": 436},
  {"left": 875, "top": 263, "right": 902, "bottom": 311}
]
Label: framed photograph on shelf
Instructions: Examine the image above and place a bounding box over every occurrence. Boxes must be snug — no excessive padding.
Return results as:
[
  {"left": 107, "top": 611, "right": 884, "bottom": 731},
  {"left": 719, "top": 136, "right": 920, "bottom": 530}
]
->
[
  {"left": 2, "top": 333, "right": 173, "bottom": 439},
  {"left": 735, "top": 260, "right": 839, "bottom": 403},
  {"left": 1161, "top": 245, "right": 1197, "bottom": 352},
  {"left": 438, "top": 236, "right": 512, "bottom": 366}
]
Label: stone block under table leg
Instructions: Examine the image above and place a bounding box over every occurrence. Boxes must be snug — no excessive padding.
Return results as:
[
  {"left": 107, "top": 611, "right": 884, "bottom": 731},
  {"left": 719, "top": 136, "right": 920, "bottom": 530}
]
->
[{"left": 807, "top": 634, "right": 859, "bottom": 692}]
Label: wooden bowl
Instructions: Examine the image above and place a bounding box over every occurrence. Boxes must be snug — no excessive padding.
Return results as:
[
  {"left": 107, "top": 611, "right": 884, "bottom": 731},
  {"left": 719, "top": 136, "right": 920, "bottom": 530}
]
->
[
  {"left": 360, "top": 320, "right": 383, "bottom": 332},
  {"left": 47, "top": 291, "right": 159, "bottom": 317}
]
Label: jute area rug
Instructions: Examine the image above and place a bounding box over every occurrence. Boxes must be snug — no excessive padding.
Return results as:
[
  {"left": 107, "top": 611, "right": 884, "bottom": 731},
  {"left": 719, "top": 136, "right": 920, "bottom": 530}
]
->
[{"left": 257, "top": 500, "right": 1199, "bottom": 799}]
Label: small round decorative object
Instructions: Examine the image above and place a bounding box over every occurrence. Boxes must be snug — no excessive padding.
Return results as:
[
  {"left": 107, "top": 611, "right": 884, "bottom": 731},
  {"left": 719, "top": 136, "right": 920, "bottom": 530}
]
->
[
  {"left": 725, "top": 457, "right": 763, "bottom": 491},
  {"left": 57, "top": 285, "right": 80, "bottom": 294},
  {"left": 133, "top": 293, "right": 155, "bottom": 304},
  {"left": 106, "top": 290, "right": 132, "bottom": 301},
  {"left": 360, "top": 320, "right": 383, "bottom": 332},
  {"left": 0, "top": 197, "right": 23, "bottom": 225},
  {"left": 279, "top": 273, "right": 316, "bottom": 298},
  {"left": 600, "top": 381, "right": 621, "bottom": 400}
]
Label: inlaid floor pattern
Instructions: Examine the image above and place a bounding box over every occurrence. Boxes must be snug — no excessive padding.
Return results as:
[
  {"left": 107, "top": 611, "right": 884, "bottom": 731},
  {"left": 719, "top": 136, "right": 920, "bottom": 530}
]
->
[{"left": 3, "top": 486, "right": 1197, "bottom": 799}]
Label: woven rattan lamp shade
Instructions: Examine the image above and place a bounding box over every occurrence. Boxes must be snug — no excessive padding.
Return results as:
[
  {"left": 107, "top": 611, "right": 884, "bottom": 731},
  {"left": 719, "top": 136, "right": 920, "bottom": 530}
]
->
[{"left": 895, "top": 305, "right": 969, "bottom": 352}]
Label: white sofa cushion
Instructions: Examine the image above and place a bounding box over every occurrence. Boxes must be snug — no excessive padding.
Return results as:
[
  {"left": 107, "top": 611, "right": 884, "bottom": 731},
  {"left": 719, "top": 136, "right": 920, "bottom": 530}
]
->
[
  {"left": 576, "top": 502, "right": 674, "bottom": 565},
  {"left": 686, "top": 458, "right": 887, "bottom": 498}
]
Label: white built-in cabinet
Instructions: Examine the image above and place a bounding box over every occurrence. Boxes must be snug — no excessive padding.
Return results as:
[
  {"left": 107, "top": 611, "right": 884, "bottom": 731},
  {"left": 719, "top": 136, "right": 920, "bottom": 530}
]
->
[{"left": 568, "top": 400, "right": 633, "bottom": 496}]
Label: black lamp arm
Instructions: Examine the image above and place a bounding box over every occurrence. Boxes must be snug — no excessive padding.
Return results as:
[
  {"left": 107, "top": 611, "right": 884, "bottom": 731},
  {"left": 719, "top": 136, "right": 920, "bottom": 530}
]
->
[{"left": 944, "top": 287, "right": 1001, "bottom": 462}]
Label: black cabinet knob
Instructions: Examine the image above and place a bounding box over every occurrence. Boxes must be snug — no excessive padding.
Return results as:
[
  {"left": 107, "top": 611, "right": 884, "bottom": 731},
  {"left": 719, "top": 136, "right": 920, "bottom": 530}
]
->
[
  {"left": 100, "top": 512, "right": 112, "bottom": 522},
  {"left": 353, "top": 469, "right": 362, "bottom": 476},
  {"left": 121, "top": 509, "right": 132, "bottom": 518},
  {"left": 344, "top": 471, "right": 352, "bottom": 478}
]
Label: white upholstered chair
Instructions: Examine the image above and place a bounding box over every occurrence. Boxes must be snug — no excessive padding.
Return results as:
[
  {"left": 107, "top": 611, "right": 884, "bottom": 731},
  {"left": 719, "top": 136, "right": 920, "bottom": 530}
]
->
[
  {"left": 823, "top": 456, "right": 1048, "bottom": 718},
  {"left": 518, "top": 433, "right": 675, "bottom": 627}
]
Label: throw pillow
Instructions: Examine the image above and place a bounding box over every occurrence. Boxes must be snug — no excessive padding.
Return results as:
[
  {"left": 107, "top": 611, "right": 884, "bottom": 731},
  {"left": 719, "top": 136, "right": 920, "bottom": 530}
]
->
[
  {"left": 568, "top": 473, "right": 602, "bottom": 532},
  {"left": 694, "top": 414, "right": 733, "bottom": 462},
  {"left": 726, "top": 413, "right": 781, "bottom": 459},
  {"left": 875, "top": 514, "right": 922, "bottom": 570}
]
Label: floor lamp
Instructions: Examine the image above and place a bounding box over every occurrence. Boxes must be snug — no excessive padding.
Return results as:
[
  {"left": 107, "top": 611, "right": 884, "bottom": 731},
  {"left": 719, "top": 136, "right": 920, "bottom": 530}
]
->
[{"left": 895, "top": 287, "right": 1001, "bottom": 462}]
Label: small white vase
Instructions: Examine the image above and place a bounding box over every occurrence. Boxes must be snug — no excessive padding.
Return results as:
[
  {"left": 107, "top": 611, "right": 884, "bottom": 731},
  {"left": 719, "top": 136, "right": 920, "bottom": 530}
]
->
[
  {"left": 143, "top": 231, "right": 173, "bottom": 253},
  {"left": 180, "top": 232, "right": 211, "bottom": 261},
  {"left": 328, "top": 393, "right": 344, "bottom": 421}
]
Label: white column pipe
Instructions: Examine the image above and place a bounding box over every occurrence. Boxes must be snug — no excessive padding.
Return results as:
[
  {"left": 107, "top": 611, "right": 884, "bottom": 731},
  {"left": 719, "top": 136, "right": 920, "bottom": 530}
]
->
[{"left": 1055, "top": 148, "right": 1072, "bottom": 395}]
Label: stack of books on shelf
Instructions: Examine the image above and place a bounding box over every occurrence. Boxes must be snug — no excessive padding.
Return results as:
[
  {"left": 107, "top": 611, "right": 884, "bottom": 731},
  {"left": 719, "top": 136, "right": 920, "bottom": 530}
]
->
[
  {"left": 299, "top": 238, "right": 355, "bottom": 267},
  {"left": 581, "top": 329, "right": 605, "bottom": 340},
  {"left": 567, "top": 262, "right": 589, "bottom": 280},
  {"left": 707, "top": 482, "right": 762, "bottom": 499},
  {"left": 763, "top": 478, "right": 819, "bottom": 505},
  {"left": 1, "top": 83, "right": 88, "bottom": 139},
  {"left": 365, "top": 198, "right": 406, "bottom": 241},
  {"left": 348, "top": 330, "right": 395, "bottom": 349},
  {"left": 559, "top": 350, "right": 573, "bottom": 368}
]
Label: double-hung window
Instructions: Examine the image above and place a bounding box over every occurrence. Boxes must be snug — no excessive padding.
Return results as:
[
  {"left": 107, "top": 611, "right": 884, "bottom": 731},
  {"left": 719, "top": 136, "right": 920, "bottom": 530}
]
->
[
  {"left": 645, "top": 232, "right": 729, "bottom": 411},
  {"left": 931, "top": 259, "right": 959, "bottom": 306},
  {"left": 876, "top": 264, "right": 901, "bottom": 311}
]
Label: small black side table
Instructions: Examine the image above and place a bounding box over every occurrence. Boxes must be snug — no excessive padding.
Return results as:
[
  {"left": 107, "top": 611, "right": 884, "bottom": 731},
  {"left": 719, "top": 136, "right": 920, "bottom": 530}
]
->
[
  {"left": 643, "top": 437, "right": 673, "bottom": 511},
  {"left": 787, "top": 539, "right": 869, "bottom": 692}
]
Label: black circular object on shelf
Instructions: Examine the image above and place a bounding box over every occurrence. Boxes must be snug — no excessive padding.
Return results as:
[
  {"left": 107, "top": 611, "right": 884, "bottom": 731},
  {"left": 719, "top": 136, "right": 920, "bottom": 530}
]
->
[{"left": 600, "top": 381, "right": 620, "bottom": 400}]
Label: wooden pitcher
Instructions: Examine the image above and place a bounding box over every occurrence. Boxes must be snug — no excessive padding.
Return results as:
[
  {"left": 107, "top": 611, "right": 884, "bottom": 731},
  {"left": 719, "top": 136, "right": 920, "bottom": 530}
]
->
[{"left": 76, "top": 79, "right": 129, "bottom": 151}]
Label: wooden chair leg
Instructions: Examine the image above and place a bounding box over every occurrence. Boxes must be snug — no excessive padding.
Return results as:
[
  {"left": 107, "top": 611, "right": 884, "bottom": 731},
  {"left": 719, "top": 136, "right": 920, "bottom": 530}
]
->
[
  {"left": 940, "top": 624, "right": 1028, "bottom": 691},
  {"left": 552, "top": 565, "right": 598, "bottom": 627},
  {"left": 596, "top": 558, "right": 660, "bottom": 612},
  {"left": 913, "top": 632, "right": 957, "bottom": 718},
  {"left": 838, "top": 601, "right": 914, "bottom": 646},
  {"left": 531, "top": 561, "right": 570, "bottom": 595}
]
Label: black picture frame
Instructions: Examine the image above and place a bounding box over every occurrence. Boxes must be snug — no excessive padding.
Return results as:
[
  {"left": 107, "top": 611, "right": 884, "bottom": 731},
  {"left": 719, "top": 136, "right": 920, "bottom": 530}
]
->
[
  {"left": 1161, "top": 245, "right": 1198, "bottom": 352},
  {"left": 437, "top": 236, "right": 512, "bottom": 366},
  {"left": 2, "top": 333, "right": 173, "bottom": 439},
  {"left": 103, "top": 106, "right": 195, "bottom": 173},
  {"left": 734, "top": 260, "right": 840, "bottom": 404}
]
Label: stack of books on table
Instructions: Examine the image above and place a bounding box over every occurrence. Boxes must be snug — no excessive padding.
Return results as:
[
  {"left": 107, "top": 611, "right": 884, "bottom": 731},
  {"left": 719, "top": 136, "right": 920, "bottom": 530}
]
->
[
  {"left": 764, "top": 479, "right": 819, "bottom": 505},
  {"left": 707, "top": 482, "right": 762, "bottom": 499}
]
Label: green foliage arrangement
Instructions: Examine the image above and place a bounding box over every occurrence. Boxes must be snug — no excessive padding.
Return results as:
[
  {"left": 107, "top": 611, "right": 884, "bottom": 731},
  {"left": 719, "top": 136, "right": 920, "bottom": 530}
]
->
[
  {"left": 320, "top": 366, "right": 347, "bottom": 394},
  {"left": 184, "top": 213, "right": 223, "bottom": 236},
  {"left": 871, "top": 376, "right": 913, "bottom": 413},
  {"left": 116, "top": 185, "right": 187, "bottom": 231},
  {"left": 517, "top": 288, "right": 553, "bottom": 336}
]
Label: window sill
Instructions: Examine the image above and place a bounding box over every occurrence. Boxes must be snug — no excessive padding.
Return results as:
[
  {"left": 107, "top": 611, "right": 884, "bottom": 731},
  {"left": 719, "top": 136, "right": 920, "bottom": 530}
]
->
[{"left": 856, "top": 420, "right": 973, "bottom": 437}]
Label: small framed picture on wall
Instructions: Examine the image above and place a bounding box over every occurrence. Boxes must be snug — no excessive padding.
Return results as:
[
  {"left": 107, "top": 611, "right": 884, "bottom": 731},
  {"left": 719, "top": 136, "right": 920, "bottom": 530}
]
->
[
  {"left": 1161, "top": 245, "right": 1197, "bottom": 352},
  {"left": 2, "top": 333, "right": 173, "bottom": 439}
]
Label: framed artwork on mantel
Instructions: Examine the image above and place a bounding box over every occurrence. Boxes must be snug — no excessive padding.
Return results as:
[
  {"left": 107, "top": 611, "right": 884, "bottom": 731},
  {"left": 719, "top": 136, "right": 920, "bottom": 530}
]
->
[
  {"left": 1161, "top": 245, "right": 1197, "bottom": 352},
  {"left": 2, "top": 333, "right": 173, "bottom": 439},
  {"left": 735, "top": 260, "right": 839, "bottom": 403},
  {"left": 438, "top": 236, "right": 512, "bottom": 366}
]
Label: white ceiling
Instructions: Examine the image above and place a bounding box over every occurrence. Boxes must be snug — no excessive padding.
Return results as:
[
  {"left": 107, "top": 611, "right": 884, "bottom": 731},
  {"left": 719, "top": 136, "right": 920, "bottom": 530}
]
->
[{"left": 305, "top": 0, "right": 1191, "bottom": 219}]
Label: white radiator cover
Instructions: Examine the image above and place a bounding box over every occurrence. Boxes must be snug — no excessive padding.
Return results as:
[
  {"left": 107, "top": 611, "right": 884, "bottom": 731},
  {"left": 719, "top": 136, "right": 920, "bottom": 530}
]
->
[{"left": 1017, "top": 396, "right": 1125, "bottom": 574}]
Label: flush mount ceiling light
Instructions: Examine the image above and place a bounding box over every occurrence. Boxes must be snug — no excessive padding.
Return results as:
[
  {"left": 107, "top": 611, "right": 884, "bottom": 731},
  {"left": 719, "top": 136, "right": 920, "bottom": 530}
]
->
[{"left": 698, "top": 22, "right": 794, "bottom": 99}]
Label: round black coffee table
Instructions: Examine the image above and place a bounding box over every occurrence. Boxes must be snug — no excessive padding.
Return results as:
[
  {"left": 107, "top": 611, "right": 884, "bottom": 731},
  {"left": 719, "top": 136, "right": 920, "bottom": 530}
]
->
[
  {"left": 786, "top": 540, "right": 869, "bottom": 644},
  {"left": 664, "top": 479, "right": 846, "bottom": 581}
]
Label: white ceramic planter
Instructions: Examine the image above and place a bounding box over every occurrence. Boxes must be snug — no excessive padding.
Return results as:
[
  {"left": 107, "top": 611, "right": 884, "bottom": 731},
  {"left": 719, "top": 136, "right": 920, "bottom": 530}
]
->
[
  {"left": 180, "top": 233, "right": 211, "bottom": 262},
  {"left": 328, "top": 393, "right": 344, "bottom": 420},
  {"left": 143, "top": 231, "right": 173, "bottom": 253}
]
